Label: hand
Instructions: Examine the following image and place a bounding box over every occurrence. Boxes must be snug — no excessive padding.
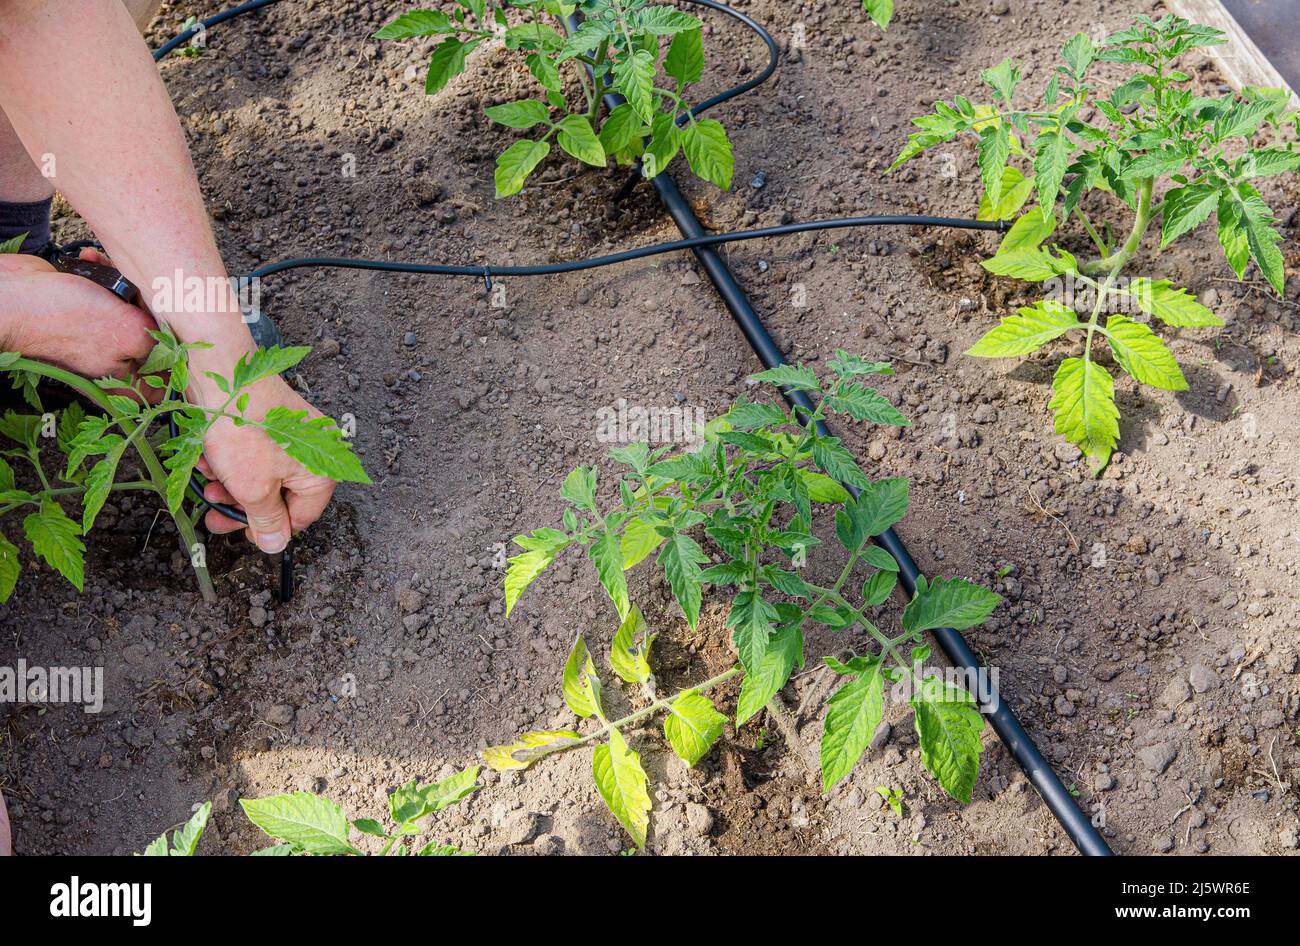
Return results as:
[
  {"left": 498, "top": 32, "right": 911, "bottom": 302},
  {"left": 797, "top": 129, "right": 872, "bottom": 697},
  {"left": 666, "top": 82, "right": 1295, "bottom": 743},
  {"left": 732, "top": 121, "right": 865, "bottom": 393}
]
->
[
  {"left": 0, "top": 249, "right": 156, "bottom": 378},
  {"left": 195, "top": 374, "right": 337, "bottom": 554}
]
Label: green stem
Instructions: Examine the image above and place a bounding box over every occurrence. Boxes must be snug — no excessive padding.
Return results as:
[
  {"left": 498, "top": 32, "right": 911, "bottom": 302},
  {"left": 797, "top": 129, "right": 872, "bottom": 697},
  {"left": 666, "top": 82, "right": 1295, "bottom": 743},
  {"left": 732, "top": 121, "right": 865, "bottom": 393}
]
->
[
  {"left": 568, "top": 665, "right": 743, "bottom": 750},
  {"left": 12, "top": 357, "right": 217, "bottom": 602}
]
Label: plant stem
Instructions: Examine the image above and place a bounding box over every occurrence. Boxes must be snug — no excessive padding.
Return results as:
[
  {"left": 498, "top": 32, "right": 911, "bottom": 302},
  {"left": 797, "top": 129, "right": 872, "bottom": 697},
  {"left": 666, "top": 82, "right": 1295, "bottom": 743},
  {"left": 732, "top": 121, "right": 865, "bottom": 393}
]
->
[
  {"left": 13, "top": 357, "right": 218, "bottom": 602},
  {"left": 568, "top": 665, "right": 743, "bottom": 750}
]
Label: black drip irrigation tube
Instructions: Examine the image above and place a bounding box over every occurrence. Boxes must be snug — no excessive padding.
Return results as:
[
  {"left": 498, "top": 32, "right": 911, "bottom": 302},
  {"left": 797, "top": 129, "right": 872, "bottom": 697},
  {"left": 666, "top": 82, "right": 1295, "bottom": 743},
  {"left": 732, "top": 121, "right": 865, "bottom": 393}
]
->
[{"left": 147, "top": 0, "right": 1112, "bottom": 854}]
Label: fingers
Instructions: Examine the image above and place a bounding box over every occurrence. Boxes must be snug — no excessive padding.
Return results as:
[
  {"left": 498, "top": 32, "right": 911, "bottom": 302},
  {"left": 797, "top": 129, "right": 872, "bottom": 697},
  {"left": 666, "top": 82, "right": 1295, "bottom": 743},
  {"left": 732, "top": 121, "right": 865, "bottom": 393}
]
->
[
  {"left": 285, "top": 477, "right": 335, "bottom": 535},
  {"left": 202, "top": 481, "right": 245, "bottom": 535},
  {"left": 76, "top": 246, "right": 112, "bottom": 266},
  {"left": 237, "top": 484, "right": 293, "bottom": 555}
]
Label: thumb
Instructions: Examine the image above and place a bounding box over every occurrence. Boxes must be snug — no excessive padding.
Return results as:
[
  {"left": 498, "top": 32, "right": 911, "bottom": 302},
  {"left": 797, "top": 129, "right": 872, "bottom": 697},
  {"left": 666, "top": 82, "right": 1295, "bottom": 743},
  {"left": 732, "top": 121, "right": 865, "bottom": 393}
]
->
[{"left": 241, "top": 487, "right": 292, "bottom": 554}]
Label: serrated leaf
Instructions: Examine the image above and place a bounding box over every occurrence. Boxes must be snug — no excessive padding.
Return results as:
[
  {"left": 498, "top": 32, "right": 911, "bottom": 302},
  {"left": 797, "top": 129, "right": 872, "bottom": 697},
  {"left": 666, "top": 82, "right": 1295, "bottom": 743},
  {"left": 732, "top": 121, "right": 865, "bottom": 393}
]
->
[
  {"left": 980, "top": 246, "right": 1063, "bottom": 281},
  {"left": 727, "top": 590, "right": 777, "bottom": 670},
  {"left": 824, "top": 383, "right": 909, "bottom": 426},
  {"left": 1033, "top": 130, "right": 1071, "bottom": 213},
  {"left": 912, "top": 678, "right": 984, "bottom": 803},
  {"left": 239, "top": 793, "right": 357, "bottom": 855},
  {"left": 663, "top": 27, "right": 703, "bottom": 85},
  {"left": 560, "top": 465, "right": 597, "bottom": 512},
  {"left": 504, "top": 528, "right": 570, "bottom": 616},
  {"left": 82, "top": 441, "right": 126, "bottom": 533},
  {"left": 167, "top": 802, "right": 211, "bottom": 856},
  {"left": 599, "top": 103, "right": 643, "bottom": 154},
  {"left": 425, "top": 37, "right": 478, "bottom": 95},
  {"left": 1240, "top": 148, "right": 1300, "bottom": 179},
  {"left": 749, "top": 363, "right": 820, "bottom": 392},
  {"left": 642, "top": 112, "right": 681, "bottom": 179},
  {"left": 861, "top": 545, "right": 899, "bottom": 572},
  {"left": 1212, "top": 98, "right": 1274, "bottom": 141},
  {"left": 562, "top": 635, "right": 601, "bottom": 718},
  {"left": 657, "top": 532, "right": 707, "bottom": 629},
  {"left": 495, "top": 138, "right": 551, "bottom": 197},
  {"left": 850, "top": 476, "right": 909, "bottom": 538},
  {"left": 485, "top": 99, "right": 551, "bottom": 129},
  {"left": 633, "top": 5, "right": 700, "bottom": 35},
  {"left": 1060, "top": 32, "right": 1095, "bottom": 77},
  {"left": 860, "top": 569, "right": 897, "bottom": 606},
  {"left": 260, "top": 407, "right": 370, "bottom": 483},
  {"left": 978, "top": 165, "right": 1033, "bottom": 221},
  {"left": 811, "top": 437, "right": 870, "bottom": 490},
  {"left": 1048, "top": 356, "right": 1119, "bottom": 467},
  {"left": 1124, "top": 278, "right": 1223, "bottom": 327},
  {"left": 612, "top": 48, "right": 655, "bottom": 122},
  {"left": 682, "top": 119, "right": 733, "bottom": 189},
  {"left": 230, "top": 346, "right": 311, "bottom": 391},
  {"left": 482, "top": 730, "right": 583, "bottom": 770},
  {"left": 1104, "top": 316, "right": 1188, "bottom": 390},
  {"left": 966, "top": 299, "right": 1079, "bottom": 357},
  {"left": 591, "top": 728, "right": 651, "bottom": 848},
  {"left": 23, "top": 499, "right": 84, "bottom": 591},
  {"left": 374, "top": 10, "right": 454, "bottom": 39},
  {"left": 902, "top": 576, "right": 1001, "bottom": 634},
  {"left": 619, "top": 514, "right": 664, "bottom": 570},
  {"left": 797, "top": 469, "right": 848, "bottom": 503},
  {"left": 999, "top": 206, "right": 1056, "bottom": 253},
  {"left": 977, "top": 123, "right": 1011, "bottom": 208},
  {"left": 736, "top": 625, "right": 802, "bottom": 725},
  {"left": 389, "top": 766, "right": 480, "bottom": 825},
  {"left": 980, "top": 58, "right": 1019, "bottom": 105},
  {"left": 610, "top": 605, "right": 654, "bottom": 683},
  {"left": 556, "top": 115, "right": 606, "bottom": 167},
  {"left": 663, "top": 690, "right": 725, "bottom": 765},
  {"left": 1160, "top": 182, "right": 1219, "bottom": 247},
  {"left": 820, "top": 656, "right": 884, "bottom": 791}
]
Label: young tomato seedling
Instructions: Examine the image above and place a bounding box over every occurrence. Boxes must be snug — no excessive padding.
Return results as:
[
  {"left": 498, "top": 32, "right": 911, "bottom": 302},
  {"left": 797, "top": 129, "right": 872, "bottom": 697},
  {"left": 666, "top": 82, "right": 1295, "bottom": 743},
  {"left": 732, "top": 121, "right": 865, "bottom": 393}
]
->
[
  {"left": 496, "top": 356, "right": 1002, "bottom": 848},
  {"left": 377, "top": 0, "right": 735, "bottom": 196},
  {"left": 141, "top": 767, "right": 481, "bottom": 856},
  {"left": 892, "top": 14, "right": 1298, "bottom": 469},
  {"left": 0, "top": 258, "right": 369, "bottom": 603}
]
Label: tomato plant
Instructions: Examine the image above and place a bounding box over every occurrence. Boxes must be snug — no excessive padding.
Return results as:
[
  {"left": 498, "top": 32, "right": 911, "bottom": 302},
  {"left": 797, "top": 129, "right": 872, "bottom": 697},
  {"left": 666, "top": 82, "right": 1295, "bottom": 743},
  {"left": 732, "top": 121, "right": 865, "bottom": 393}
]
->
[
  {"left": 498, "top": 356, "right": 1001, "bottom": 847},
  {"left": 892, "top": 15, "right": 1298, "bottom": 469}
]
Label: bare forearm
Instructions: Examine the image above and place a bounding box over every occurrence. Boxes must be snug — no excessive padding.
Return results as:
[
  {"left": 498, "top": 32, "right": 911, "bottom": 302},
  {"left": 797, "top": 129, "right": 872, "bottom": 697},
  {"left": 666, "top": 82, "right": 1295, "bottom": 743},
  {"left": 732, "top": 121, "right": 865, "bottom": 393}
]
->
[{"left": 0, "top": 0, "right": 253, "bottom": 397}]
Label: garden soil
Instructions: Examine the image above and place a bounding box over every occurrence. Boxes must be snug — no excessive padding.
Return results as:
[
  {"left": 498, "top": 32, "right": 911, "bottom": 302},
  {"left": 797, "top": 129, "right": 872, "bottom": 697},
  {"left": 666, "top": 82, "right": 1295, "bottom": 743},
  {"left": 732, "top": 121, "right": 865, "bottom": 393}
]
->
[{"left": 3, "top": 0, "right": 1298, "bottom": 855}]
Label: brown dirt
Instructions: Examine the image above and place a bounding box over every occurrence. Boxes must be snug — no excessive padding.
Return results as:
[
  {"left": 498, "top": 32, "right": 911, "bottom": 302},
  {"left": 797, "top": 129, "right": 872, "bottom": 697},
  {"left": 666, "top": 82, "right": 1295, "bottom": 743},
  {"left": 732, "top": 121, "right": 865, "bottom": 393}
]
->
[{"left": 2, "top": 0, "right": 1298, "bottom": 856}]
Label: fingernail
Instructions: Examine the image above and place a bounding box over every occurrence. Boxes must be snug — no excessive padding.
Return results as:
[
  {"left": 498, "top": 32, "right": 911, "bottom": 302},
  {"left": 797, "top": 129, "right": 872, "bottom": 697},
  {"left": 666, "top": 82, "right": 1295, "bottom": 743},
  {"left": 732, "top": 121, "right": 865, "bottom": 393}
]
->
[{"left": 257, "top": 532, "right": 289, "bottom": 554}]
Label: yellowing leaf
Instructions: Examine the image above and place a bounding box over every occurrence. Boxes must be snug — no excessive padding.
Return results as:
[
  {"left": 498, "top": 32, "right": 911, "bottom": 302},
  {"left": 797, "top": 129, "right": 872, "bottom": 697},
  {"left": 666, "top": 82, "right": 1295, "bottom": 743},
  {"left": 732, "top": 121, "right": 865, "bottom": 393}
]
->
[
  {"left": 1104, "top": 316, "right": 1188, "bottom": 391},
  {"left": 966, "top": 299, "right": 1079, "bottom": 358},
  {"left": 610, "top": 605, "right": 655, "bottom": 684},
  {"left": 562, "top": 635, "right": 602, "bottom": 719},
  {"left": 1047, "top": 357, "right": 1119, "bottom": 468},
  {"left": 482, "top": 730, "right": 582, "bottom": 771},
  {"left": 663, "top": 689, "right": 726, "bottom": 765},
  {"left": 1124, "top": 278, "right": 1224, "bottom": 328},
  {"left": 592, "top": 728, "right": 651, "bottom": 848}
]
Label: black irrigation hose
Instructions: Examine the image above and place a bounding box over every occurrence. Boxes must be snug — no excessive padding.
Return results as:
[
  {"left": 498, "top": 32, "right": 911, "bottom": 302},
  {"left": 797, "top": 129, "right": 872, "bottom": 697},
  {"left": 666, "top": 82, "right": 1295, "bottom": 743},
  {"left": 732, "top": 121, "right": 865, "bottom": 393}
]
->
[{"left": 151, "top": 0, "right": 1112, "bottom": 854}]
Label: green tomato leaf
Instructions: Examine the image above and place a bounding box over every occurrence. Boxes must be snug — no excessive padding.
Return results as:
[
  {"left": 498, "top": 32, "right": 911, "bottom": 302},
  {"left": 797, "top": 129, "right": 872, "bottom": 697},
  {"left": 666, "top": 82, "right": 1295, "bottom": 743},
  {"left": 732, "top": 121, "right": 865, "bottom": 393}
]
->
[
  {"left": 682, "top": 118, "right": 734, "bottom": 190},
  {"left": 862, "top": 0, "right": 893, "bottom": 29},
  {"left": 374, "top": 10, "right": 454, "bottom": 39},
  {"left": 485, "top": 99, "right": 551, "bottom": 130},
  {"left": 0, "top": 531, "right": 19, "bottom": 603},
  {"left": 966, "top": 299, "right": 1079, "bottom": 357},
  {"left": 663, "top": 27, "right": 704, "bottom": 85},
  {"left": 599, "top": 103, "right": 644, "bottom": 155},
  {"left": 610, "top": 604, "right": 655, "bottom": 684},
  {"left": 23, "top": 499, "right": 84, "bottom": 591},
  {"left": 912, "top": 677, "right": 984, "bottom": 803},
  {"left": 1160, "top": 182, "right": 1219, "bottom": 248},
  {"left": 239, "top": 792, "right": 358, "bottom": 855},
  {"left": 657, "top": 532, "right": 707, "bottom": 629},
  {"left": 504, "top": 527, "right": 570, "bottom": 616},
  {"left": 259, "top": 407, "right": 371, "bottom": 483},
  {"left": 389, "top": 766, "right": 480, "bottom": 825},
  {"left": 494, "top": 138, "right": 551, "bottom": 197},
  {"left": 1123, "top": 278, "right": 1223, "bottom": 328},
  {"left": 820, "top": 655, "right": 885, "bottom": 791},
  {"left": 556, "top": 114, "right": 607, "bottom": 167},
  {"left": 425, "top": 37, "right": 479, "bottom": 95},
  {"left": 736, "top": 625, "right": 802, "bottom": 725},
  {"left": 824, "top": 382, "right": 909, "bottom": 426},
  {"left": 612, "top": 48, "right": 656, "bottom": 122},
  {"left": 901, "top": 576, "right": 1001, "bottom": 634}
]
